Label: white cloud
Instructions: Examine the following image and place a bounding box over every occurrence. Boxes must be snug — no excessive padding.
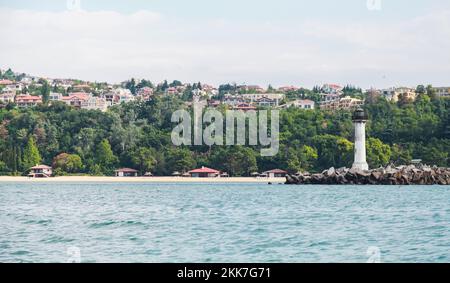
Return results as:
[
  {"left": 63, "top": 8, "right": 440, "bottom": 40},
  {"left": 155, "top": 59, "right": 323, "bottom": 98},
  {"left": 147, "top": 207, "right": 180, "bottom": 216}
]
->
[{"left": 0, "top": 8, "right": 449, "bottom": 88}]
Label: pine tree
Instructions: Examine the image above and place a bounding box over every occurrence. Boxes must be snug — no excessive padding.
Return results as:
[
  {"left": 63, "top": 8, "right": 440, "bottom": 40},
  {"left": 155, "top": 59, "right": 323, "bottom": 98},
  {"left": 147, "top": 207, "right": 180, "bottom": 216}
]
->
[
  {"left": 22, "top": 137, "right": 41, "bottom": 170},
  {"left": 40, "top": 80, "right": 50, "bottom": 104}
]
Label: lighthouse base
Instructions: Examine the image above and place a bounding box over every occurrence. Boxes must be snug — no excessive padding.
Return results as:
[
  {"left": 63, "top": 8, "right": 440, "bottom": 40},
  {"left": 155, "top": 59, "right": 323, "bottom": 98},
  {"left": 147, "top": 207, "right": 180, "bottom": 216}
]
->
[{"left": 352, "top": 162, "right": 369, "bottom": 171}]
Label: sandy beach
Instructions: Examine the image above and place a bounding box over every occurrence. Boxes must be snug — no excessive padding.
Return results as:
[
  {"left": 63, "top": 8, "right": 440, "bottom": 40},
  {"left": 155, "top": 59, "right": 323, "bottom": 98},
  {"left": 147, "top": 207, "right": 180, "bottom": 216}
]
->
[{"left": 0, "top": 176, "right": 286, "bottom": 183}]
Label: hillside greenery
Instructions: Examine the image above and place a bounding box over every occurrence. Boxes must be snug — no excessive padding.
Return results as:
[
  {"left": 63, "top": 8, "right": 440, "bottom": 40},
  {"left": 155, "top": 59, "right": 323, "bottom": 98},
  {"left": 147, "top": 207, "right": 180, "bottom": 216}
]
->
[{"left": 0, "top": 91, "right": 448, "bottom": 176}]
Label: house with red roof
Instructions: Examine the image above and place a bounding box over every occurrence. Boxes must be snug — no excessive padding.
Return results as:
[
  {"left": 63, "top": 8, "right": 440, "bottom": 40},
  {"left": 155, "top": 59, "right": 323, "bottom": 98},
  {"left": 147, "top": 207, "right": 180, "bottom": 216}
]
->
[
  {"left": 28, "top": 165, "right": 53, "bottom": 178},
  {"left": 188, "top": 166, "right": 221, "bottom": 178},
  {"left": 166, "top": 87, "right": 178, "bottom": 95},
  {"left": 207, "top": 100, "right": 221, "bottom": 108},
  {"left": 62, "top": 92, "right": 90, "bottom": 108},
  {"left": 0, "top": 79, "right": 14, "bottom": 85},
  {"left": 15, "top": 95, "right": 42, "bottom": 108},
  {"left": 322, "top": 84, "right": 343, "bottom": 95},
  {"left": 233, "top": 103, "right": 257, "bottom": 112}
]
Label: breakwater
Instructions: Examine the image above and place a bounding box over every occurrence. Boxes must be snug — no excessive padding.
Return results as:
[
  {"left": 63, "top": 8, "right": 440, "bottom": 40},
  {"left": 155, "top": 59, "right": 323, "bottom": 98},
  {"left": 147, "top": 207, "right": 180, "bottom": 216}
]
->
[{"left": 286, "top": 165, "right": 450, "bottom": 185}]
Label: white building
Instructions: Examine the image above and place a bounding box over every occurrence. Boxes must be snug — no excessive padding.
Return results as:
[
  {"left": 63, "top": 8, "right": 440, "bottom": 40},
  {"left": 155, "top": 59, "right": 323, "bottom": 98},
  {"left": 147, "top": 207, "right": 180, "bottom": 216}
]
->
[
  {"left": 281, "top": 99, "right": 315, "bottom": 110},
  {"left": 223, "top": 94, "right": 245, "bottom": 107},
  {"left": 257, "top": 97, "right": 280, "bottom": 107},
  {"left": 433, "top": 87, "right": 450, "bottom": 98},
  {"left": 83, "top": 96, "right": 108, "bottom": 111},
  {"left": 320, "top": 96, "right": 364, "bottom": 111},
  {"left": 0, "top": 92, "right": 15, "bottom": 104},
  {"left": 381, "top": 87, "right": 416, "bottom": 102},
  {"left": 3, "top": 83, "right": 23, "bottom": 93},
  {"left": 242, "top": 93, "right": 285, "bottom": 103},
  {"left": 102, "top": 88, "right": 135, "bottom": 106},
  {"left": 49, "top": 92, "right": 63, "bottom": 101},
  {"left": 320, "top": 92, "right": 341, "bottom": 102},
  {"left": 242, "top": 93, "right": 285, "bottom": 107}
]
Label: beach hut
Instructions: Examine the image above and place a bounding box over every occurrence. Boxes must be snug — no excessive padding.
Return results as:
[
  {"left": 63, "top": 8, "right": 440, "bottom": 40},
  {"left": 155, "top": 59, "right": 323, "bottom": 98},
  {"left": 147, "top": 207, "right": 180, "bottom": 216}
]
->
[
  {"left": 182, "top": 172, "right": 191, "bottom": 177},
  {"left": 28, "top": 165, "right": 53, "bottom": 178},
  {"left": 188, "top": 166, "right": 220, "bottom": 178},
  {"left": 251, "top": 172, "right": 260, "bottom": 177},
  {"left": 115, "top": 168, "right": 138, "bottom": 177},
  {"left": 144, "top": 172, "right": 153, "bottom": 177},
  {"left": 220, "top": 172, "right": 229, "bottom": 178},
  {"left": 172, "top": 171, "right": 181, "bottom": 177},
  {"left": 263, "top": 169, "right": 288, "bottom": 178}
]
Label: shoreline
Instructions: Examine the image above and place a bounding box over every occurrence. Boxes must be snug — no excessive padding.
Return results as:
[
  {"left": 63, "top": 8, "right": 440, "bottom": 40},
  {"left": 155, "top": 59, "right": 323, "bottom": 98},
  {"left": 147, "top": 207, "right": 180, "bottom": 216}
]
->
[{"left": 0, "top": 176, "right": 286, "bottom": 183}]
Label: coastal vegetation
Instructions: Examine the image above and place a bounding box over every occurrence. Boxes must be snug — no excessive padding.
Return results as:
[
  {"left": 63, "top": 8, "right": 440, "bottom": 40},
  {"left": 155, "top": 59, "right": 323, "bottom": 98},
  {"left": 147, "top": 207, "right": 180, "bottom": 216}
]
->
[{"left": 0, "top": 87, "right": 448, "bottom": 176}]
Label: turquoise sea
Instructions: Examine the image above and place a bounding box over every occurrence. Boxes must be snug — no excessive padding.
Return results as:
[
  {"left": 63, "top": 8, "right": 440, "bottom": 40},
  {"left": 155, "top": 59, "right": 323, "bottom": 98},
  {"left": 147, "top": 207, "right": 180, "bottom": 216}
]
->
[{"left": 0, "top": 182, "right": 449, "bottom": 263}]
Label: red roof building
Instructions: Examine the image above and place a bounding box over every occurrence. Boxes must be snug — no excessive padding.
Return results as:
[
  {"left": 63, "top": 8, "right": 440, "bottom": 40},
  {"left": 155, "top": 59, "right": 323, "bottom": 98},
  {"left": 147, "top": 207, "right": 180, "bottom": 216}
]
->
[
  {"left": 62, "top": 93, "right": 90, "bottom": 108},
  {"left": 29, "top": 165, "right": 53, "bottom": 178},
  {"left": 234, "top": 103, "right": 257, "bottom": 112},
  {"left": 15, "top": 95, "right": 42, "bottom": 108},
  {"left": 188, "top": 166, "right": 221, "bottom": 178},
  {"left": 0, "top": 79, "right": 14, "bottom": 85}
]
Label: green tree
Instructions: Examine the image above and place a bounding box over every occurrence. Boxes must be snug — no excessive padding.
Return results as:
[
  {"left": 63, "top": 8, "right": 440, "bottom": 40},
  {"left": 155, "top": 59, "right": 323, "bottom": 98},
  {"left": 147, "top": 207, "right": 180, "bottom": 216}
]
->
[
  {"left": 125, "top": 78, "right": 137, "bottom": 95},
  {"left": 0, "top": 160, "right": 7, "bottom": 172},
  {"left": 52, "top": 153, "right": 83, "bottom": 174},
  {"left": 391, "top": 144, "right": 412, "bottom": 165},
  {"left": 211, "top": 146, "right": 257, "bottom": 176},
  {"left": 298, "top": 145, "right": 318, "bottom": 171},
  {"left": 166, "top": 147, "right": 196, "bottom": 173},
  {"left": 285, "top": 145, "right": 318, "bottom": 173},
  {"left": 416, "top": 85, "right": 426, "bottom": 95},
  {"left": 312, "top": 135, "right": 353, "bottom": 170},
  {"left": 39, "top": 79, "right": 50, "bottom": 104},
  {"left": 130, "top": 147, "right": 157, "bottom": 174},
  {"left": 426, "top": 85, "right": 437, "bottom": 99},
  {"left": 95, "top": 139, "right": 118, "bottom": 175},
  {"left": 366, "top": 138, "right": 391, "bottom": 168},
  {"left": 22, "top": 136, "right": 42, "bottom": 170}
]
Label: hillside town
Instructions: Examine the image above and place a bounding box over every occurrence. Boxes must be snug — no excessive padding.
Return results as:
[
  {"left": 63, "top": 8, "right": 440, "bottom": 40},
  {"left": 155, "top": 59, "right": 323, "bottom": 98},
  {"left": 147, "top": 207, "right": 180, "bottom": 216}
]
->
[{"left": 1, "top": 68, "right": 449, "bottom": 112}]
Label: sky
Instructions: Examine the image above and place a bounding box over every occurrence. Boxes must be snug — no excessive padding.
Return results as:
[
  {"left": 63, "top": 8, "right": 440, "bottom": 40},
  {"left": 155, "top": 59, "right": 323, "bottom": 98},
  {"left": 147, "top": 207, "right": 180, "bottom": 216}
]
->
[{"left": 0, "top": 0, "right": 449, "bottom": 89}]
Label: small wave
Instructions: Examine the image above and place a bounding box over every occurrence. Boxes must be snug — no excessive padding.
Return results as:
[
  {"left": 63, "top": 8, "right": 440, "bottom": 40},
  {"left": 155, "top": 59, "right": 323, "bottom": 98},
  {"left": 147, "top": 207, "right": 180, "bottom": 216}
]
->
[
  {"left": 145, "top": 249, "right": 162, "bottom": 255},
  {"left": 24, "top": 219, "right": 52, "bottom": 225},
  {"left": 308, "top": 241, "right": 331, "bottom": 248},
  {"left": 41, "top": 236, "right": 75, "bottom": 243},
  {"left": 88, "top": 220, "right": 145, "bottom": 228},
  {"left": 122, "top": 220, "right": 145, "bottom": 227},
  {"left": 11, "top": 250, "right": 30, "bottom": 256},
  {"left": 89, "top": 221, "right": 117, "bottom": 228}
]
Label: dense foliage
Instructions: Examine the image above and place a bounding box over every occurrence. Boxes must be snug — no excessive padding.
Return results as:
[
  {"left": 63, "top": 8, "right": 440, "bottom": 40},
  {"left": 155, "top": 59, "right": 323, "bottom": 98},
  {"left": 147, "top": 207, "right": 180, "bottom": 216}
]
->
[{"left": 0, "top": 94, "right": 448, "bottom": 176}]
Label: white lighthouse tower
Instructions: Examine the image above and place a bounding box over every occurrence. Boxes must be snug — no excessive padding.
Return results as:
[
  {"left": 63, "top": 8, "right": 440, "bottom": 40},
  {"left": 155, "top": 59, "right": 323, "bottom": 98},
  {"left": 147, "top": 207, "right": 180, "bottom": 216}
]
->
[{"left": 352, "top": 108, "right": 369, "bottom": 171}]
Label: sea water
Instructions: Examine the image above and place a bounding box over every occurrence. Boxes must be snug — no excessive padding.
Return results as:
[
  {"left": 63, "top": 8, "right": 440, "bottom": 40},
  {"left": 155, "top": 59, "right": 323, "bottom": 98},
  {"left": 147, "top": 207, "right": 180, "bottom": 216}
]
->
[{"left": 0, "top": 182, "right": 449, "bottom": 263}]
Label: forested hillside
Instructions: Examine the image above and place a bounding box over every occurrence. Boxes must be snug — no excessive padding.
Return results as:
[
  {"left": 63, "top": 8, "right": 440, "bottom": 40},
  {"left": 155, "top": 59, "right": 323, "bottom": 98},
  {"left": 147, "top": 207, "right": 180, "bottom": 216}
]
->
[{"left": 0, "top": 94, "right": 448, "bottom": 176}]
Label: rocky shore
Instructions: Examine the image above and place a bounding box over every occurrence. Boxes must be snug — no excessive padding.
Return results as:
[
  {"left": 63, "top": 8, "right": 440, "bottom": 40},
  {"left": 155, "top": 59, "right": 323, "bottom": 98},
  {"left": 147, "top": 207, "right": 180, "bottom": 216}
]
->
[{"left": 286, "top": 165, "right": 450, "bottom": 185}]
